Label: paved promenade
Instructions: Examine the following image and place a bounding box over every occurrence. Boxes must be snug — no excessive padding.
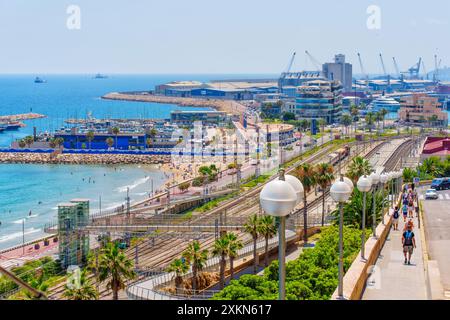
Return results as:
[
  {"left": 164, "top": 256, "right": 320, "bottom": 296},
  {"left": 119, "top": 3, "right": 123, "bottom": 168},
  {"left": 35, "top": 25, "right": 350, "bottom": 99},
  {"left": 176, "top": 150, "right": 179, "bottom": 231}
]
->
[{"left": 362, "top": 209, "right": 428, "bottom": 300}]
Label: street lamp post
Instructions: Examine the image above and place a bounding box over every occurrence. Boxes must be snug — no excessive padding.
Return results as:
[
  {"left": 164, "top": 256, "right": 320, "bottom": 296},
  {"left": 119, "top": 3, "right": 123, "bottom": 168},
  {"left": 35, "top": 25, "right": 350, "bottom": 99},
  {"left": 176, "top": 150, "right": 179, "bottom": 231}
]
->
[
  {"left": 330, "top": 175, "right": 353, "bottom": 299},
  {"left": 380, "top": 173, "right": 388, "bottom": 225},
  {"left": 369, "top": 172, "right": 380, "bottom": 238},
  {"left": 260, "top": 169, "right": 300, "bottom": 300},
  {"left": 357, "top": 175, "right": 372, "bottom": 260}
]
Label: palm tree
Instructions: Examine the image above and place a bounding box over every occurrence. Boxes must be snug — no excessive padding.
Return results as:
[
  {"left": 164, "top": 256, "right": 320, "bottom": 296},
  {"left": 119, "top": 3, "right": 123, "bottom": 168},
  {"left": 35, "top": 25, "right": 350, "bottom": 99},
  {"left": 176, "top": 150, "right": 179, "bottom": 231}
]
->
[
  {"left": 182, "top": 240, "right": 208, "bottom": 292},
  {"left": 379, "top": 108, "right": 388, "bottom": 130},
  {"left": 212, "top": 236, "right": 229, "bottom": 289},
  {"left": 112, "top": 127, "right": 120, "bottom": 149},
  {"left": 24, "top": 136, "right": 34, "bottom": 148},
  {"left": 258, "top": 215, "right": 277, "bottom": 267},
  {"left": 365, "top": 112, "right": 375, "bottom": 133},
  {"left": 315, "top": 163, "right": 335, "bottom": 226},
  {"left": 340, "top": 114, "right": 352, "bottom": 136},
  {"left": 350, "top": 105, "right": 360, "bottom": 134},
  {"left": 106, "top": 137, "right": 114, "bottom": 149},
  {"left": 347, "top": 156, "right": 372, "bottom": 183},
  {"left": 295, "top": 163, "right": 317, "bottom": 245},
  {"left": 166, "top": 258, "right": 189, "bottom": 294},
  {"left": 97, "top": 242, "right": 136, "bottom": 300},
  {"left": 243, "top": 214, "right": 261, "bottom": 274},
  {"left": 86, "top": 131, "right": 95, "bottom": 150},
  {"left": 226, "top": 233, "right": 243, "bottom": 280},
  {"left": 55, "top": 137, "right": 64, "bottom": 149},
  {"left": 18, "top": 139, "right": 26, "bottom": 148},
  {"left": 63, "top": 269, "right": 98, "bottom": 300}
]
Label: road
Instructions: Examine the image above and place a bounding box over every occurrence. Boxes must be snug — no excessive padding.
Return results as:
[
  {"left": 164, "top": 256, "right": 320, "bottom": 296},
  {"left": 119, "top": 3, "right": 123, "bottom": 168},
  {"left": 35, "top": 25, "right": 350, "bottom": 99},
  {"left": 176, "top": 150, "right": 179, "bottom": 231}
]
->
[{"left": 419, "top": 187, "right": 450, "bottom": 299}]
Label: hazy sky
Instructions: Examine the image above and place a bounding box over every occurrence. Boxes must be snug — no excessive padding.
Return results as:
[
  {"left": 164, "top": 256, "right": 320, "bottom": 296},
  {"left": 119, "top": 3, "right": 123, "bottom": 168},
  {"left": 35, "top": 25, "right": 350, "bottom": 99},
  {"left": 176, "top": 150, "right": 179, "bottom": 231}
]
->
[{"left": 0, "top": 0, "right": 449, "bottom": 74}]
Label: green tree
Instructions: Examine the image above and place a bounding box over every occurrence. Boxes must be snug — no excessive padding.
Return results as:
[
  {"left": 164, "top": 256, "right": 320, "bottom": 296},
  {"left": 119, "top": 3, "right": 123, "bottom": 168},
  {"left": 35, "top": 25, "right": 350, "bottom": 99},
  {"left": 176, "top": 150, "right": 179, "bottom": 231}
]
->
[
  {"left": 243, "top": 214, "right": 261, "bottom": 274},
  {"left": 379, "top": 108, "right": 388, "bottom": 130},
  {"left": 315, "top": 163, "right": 335, "bottom": 226},
  {"left": 212, "top": 235, "right": 230, "bottom": 289},
  {"left": 295, "top": 163, "right": 317, "bottom": 244},
  {"left": 178, "top": 181, "right": 191, "bottom": 193},
  {"left": 347, "top": 156, "right": 372, "bottom": 183},
  {"left": 86, "top": 131, "right": 95, "bottom": 149},
  {"left": 112, "top": 127, "right": 120, "bottom": 149},
  {"left": 340, "top": 114, "right": 352, "bottom": 136},
  {"left": 97, "top": 242, "right": 136, "bottom": 300},
  {"left": 258, "top": 215, "right": 277, "bottom": 267},
  {"left": 365, "top": 112, "right": 375, "bottom": 132},
  {"left": 182, "top": 240, "right": 208, "bottom": 292},
  {"left": 282, "top": 112, "right": 296, "bottom": 122},
  {"left": 63, "top": 269, "right": 99, "bottom": 300},
  {"left": 18, "top": 139, "right": 26, "bottom": 148},
  {"left": 226, "top": 232, "right": 243, "bottom": 280},
  {"left": 106, "top": 137, "right": 114, "bottom": 149},
  {"left": 24, "top": 136, "right": 34, "bottom": 148},
  {"left": 166, "top": 258, "right": 189, "bottom": 294}
]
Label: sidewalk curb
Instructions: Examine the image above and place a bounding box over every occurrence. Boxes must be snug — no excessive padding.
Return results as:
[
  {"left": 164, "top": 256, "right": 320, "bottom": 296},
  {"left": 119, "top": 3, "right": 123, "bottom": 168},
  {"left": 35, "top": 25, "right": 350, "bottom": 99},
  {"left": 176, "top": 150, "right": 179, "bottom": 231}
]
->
[{"left": 419, "top": 199, "right": 445, "bottom": 300}]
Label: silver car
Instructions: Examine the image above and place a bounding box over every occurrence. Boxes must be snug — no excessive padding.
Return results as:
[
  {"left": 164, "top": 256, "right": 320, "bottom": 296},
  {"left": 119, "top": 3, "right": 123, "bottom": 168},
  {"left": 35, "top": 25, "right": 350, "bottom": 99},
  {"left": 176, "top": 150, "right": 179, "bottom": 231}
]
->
[{"left": 425, "top": 189, "right": 438, "bottom": 200}]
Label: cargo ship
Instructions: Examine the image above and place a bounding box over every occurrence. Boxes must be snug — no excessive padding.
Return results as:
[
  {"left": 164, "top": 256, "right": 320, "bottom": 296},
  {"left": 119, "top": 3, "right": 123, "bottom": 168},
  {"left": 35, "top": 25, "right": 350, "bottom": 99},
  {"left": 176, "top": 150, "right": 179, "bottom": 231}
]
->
[
  {"left": 34, "top": 77, "right": 46, "bottom": 83},
  {"left": 94, "top": 73, "right": 108, "bottom": 79}
]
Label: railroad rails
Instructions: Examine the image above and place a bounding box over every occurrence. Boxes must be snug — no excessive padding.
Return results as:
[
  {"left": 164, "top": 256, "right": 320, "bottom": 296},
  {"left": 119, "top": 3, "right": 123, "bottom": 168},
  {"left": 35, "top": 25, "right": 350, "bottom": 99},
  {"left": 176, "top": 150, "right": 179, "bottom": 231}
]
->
[{"left": 47, "top": 138, "right": 389, "bottom": 299}]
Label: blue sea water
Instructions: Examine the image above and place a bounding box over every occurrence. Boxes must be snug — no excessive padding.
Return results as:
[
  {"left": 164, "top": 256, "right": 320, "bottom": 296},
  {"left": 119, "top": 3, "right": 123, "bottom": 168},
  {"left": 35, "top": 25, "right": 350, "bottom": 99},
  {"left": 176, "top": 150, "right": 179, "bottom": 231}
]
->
[{"left": 0, "top": 74, "right": 274, "bottom": 250}]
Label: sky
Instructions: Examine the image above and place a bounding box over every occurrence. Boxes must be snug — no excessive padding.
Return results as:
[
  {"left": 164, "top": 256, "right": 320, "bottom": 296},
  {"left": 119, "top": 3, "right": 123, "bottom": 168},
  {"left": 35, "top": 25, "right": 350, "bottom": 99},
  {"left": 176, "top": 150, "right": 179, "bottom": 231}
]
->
[{"left": 0, "top": 0, "right": 449, "bottom": 74}]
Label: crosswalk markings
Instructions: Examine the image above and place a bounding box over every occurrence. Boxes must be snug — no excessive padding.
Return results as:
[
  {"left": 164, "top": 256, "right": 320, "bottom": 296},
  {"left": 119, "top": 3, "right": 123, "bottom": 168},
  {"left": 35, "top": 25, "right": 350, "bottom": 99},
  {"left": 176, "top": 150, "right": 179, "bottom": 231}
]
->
[
  {"left": 444, "top": 291, "right": 450, "bottom": 300},
  {"left": 419, "top": 193, "right": 450, "bottom": 200}
]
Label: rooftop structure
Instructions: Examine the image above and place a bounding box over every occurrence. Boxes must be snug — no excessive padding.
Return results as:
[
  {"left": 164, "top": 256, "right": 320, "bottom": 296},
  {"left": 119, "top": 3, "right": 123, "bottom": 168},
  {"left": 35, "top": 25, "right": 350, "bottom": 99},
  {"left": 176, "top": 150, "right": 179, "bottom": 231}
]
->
[
  {"left": 170, "top": 110, "right": 230, "bottom": 126},
  {"left": 421, "top": 137, "right": 450, "bottom": 160},
  {"left": 322, "top": 54, "right": 353, "bottom": 92}
]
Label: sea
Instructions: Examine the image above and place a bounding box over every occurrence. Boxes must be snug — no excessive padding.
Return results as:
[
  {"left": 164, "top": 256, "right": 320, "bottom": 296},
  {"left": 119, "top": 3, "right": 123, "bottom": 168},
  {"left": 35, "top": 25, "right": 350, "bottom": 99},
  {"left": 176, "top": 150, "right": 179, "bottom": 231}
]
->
[{"left": 0, "top": 74, "right": 275, "bottom": 250}]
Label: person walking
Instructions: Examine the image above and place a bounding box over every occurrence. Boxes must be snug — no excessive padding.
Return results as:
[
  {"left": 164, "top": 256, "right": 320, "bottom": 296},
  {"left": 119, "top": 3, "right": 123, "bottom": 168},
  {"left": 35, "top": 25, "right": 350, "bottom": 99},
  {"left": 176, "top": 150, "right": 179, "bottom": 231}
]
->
[
  {"left": 402, "top": 203, "right": 408, "bottom": 222},
  {"left": 392, "top": 206, "right": 400, "bottom": 231},
  {"left": 402, "top": 223, "right": 416, "bottom": 265},
  {"left": 408, "top": 196, "right": 415, "bottom": 218}
]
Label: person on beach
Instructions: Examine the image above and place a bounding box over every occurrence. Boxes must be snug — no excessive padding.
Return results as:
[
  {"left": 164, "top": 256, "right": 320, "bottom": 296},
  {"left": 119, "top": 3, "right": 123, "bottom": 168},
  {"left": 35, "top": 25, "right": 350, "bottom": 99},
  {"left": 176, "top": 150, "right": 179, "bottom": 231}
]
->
[
  {"left": 392, "top": 206, "right": 400, "bottom": 230},
  {"left": 402, "top": 223, "right": 416, "bottom": 265},
  {"left": 402, "top": 204, "right": 408, "bottom": 222}
]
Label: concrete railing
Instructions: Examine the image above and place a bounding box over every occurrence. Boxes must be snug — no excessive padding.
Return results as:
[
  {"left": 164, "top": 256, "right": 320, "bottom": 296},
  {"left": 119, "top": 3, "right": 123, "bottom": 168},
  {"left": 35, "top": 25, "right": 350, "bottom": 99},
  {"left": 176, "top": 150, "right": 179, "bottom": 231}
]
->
[{"left": 330, "top": 191, "right": 403, "bottom": 300}]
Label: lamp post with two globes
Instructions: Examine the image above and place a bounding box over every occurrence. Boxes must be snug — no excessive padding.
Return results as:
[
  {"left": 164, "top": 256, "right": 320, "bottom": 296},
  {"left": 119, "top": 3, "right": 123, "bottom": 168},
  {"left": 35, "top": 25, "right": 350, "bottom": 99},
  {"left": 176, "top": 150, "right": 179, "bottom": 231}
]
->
[
  {"left": 260, "top": 169, "right": 303, "bottom": 300},
  {"left": 369, "top": 172, "right": 380, "bottom": 238},
  {"left": 330, "top": 175, "right": 353, "bottom": 299},
  {"left": 357, "top": 175, "right": 372, "bottom": 260}
]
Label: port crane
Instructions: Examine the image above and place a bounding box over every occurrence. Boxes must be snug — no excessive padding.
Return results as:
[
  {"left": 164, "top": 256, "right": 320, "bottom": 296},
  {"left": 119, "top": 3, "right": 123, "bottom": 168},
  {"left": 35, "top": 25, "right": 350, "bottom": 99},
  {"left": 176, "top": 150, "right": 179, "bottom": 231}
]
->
[
  {"left": 392, "top": 57, "right": 401, "bottom": 79},
  {"left": 379, "top": 53, "right": 387, "bottom": 77},
  {"left": 305, "top": 50, "right": 322, "bottom": 71},
  {"left": 357, "top": 52, "right": 369, "bottom": 90},
  {"left": 279, "top": 52, "right": 296, "bottom": 92},
  {"left": 434, "top": 54, "right": 442, "bottom": 82},
  {"left": 401, "top": 57, "right": 422, "bottom": 79}
]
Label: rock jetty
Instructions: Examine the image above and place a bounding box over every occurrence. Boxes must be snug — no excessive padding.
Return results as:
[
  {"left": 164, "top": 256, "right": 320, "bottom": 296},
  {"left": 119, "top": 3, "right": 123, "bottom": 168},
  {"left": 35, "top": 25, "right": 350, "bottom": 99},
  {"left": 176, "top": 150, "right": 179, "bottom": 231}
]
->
[
  {"left": 102, "top": 92, "right": 246, "bottom": 115},
  {"left": 0, "top": 152, "right": 171, "bottom": 165}
]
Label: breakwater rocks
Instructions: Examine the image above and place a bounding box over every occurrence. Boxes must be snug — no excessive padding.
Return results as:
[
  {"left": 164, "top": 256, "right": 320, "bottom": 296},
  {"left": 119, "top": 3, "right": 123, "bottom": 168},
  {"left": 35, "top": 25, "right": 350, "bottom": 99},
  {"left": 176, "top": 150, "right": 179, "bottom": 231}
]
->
[
  {"left": 0, "top": 113, "right": 46, "bottom": 121},
  {"left": 102, "top": 92, "right": 246, "bottom": 115},
  {"left": 0, "top": 152, "right": 171, "bottom": 165}
]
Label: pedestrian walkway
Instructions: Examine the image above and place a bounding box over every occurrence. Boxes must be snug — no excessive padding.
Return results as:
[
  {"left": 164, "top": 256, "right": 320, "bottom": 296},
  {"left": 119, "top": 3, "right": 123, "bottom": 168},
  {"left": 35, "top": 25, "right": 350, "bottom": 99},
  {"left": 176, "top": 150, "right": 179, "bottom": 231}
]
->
[{"left": 362, "top": 209, "right": 428, "bottom": 300}]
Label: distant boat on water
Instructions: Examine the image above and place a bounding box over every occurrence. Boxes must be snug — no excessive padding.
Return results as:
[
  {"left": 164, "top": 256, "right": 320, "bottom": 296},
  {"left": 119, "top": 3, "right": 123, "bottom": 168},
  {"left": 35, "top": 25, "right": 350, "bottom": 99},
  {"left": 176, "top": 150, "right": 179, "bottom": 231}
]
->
[
  {"left": 34, "top": 77, "right": 46, "bottom": 83},
  {"left": 94, "top": 73, "right": 108, "bottom": 79},
  {"left": 0, "top": 121, "right": 22, "bottom": 130}
]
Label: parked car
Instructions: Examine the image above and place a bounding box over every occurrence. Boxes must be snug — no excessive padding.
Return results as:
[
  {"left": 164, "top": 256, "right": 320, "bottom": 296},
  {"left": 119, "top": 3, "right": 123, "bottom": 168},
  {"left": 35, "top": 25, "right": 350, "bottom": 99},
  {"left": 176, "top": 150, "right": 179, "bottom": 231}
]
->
[
  {"left": 431, "top": 178, "right": 450, "bottom": 190},
  {"left": 425, "top": 188, "right": 438, "bottom": 200}
]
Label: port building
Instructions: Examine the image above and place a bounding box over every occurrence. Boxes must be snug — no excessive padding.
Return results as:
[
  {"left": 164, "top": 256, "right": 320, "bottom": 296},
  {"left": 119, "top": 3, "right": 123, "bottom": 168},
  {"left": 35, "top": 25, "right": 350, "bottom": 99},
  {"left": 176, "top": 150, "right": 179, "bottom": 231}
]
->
[
  {"left": 322, "top": 54, "right": 353, "bottom": 92},
  {"left": 295, "top": 80, "right": 343, "bottom": 124},
  {"left": 398, "top": 93, "right": 448, "bottom": 127}
]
